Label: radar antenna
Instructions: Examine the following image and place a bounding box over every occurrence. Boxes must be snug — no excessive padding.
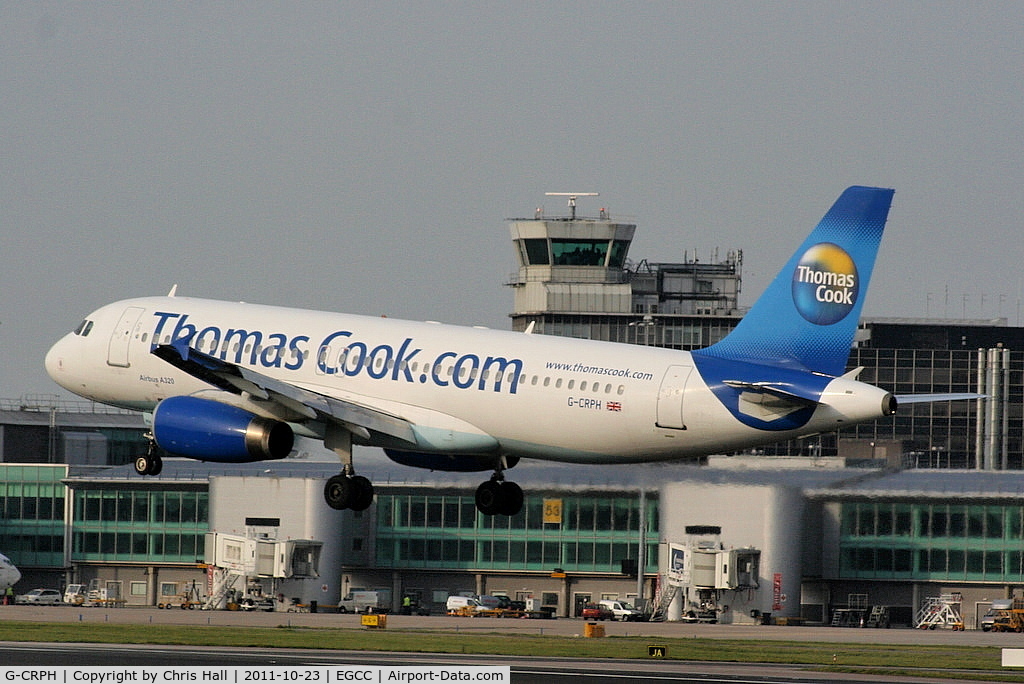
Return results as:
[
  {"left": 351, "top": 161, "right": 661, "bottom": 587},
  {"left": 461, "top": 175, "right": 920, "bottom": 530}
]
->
[{"left": 545, "top": 192, "right": 599, "bottom": 220}]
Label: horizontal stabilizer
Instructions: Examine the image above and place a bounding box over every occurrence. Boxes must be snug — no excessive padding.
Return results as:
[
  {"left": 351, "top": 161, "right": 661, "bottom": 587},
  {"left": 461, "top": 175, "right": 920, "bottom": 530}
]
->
[
  {"left": 722, "top": 380, "right": 821, "bottom": 407},
  {"left": 896, "top": 393, "right": 985, "bottom": 405}
]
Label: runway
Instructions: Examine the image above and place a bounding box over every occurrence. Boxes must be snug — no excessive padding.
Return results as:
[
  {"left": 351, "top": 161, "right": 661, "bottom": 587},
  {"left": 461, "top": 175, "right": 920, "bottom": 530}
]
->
[
  {"left": 0, "top": 606, "right": 1020, "bottom": 683},
  {"left": 1, "top": 604, "right": 1019, "bottom": 647}
]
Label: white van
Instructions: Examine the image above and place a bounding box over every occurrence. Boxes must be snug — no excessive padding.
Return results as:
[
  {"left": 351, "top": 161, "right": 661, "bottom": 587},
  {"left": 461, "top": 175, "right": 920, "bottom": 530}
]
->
[
  {"left": 599, "top": 599, "right": 644, "bottom": 621},
  {"left": 339, "top": 590, "right": 383, "bottom": 613},
  {"left": 446, "top": 595, "right": 481, "bottom": 614}
]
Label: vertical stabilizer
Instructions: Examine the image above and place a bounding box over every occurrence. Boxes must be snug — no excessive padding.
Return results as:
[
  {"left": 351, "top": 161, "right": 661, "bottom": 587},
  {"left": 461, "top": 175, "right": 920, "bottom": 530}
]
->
[{"left": 695, "top": 186, "right": 894, "bottom": 376}]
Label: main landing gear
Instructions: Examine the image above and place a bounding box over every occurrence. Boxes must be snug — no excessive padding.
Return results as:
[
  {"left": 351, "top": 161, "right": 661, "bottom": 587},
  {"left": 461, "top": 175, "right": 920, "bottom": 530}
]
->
[
  {"left": 134, "top": 441, "right": 163, "bottom": 476},
  {"left": 324, "top": 465, "right": 374, "bottom": 512},
  {"left": 475, "top": 476, "right": 524, "bottom": 516},
  {"left": 475, "top": 458, "right": 523, "bottom": 517}
]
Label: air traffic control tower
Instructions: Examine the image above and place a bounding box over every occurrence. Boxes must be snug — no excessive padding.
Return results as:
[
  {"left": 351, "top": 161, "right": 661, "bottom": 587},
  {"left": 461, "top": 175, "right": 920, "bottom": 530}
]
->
[
  {"left": 507, "top": 192, "right": 743, "bottom": 348},
  {"left": 508, "top": 193, "right": 636, "bottom": 332}
]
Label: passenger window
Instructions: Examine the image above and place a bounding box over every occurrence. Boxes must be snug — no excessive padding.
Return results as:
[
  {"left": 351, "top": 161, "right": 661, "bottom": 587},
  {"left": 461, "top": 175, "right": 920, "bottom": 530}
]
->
[{"left": 580, "top": 381, "right": 587, "bottom": 391}]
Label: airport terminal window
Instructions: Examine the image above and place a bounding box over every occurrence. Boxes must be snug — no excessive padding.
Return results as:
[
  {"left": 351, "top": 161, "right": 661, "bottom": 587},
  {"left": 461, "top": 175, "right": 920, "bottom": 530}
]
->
[
  {"left": 376, "top": 492, "right": 658, "bottom": 572},
  {"left": 840, "top": 501, "right": 1024, "bottom": 580}
]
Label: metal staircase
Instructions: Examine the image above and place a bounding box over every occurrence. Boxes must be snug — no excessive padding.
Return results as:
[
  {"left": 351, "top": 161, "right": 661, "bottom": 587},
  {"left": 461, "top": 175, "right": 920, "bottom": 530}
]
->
[
  {"left": 914, "top": 593, "right": 964, "bottom": 630},
  {"left": 648, "top": 583, "right": 681, "bottom": 622},
  {"left": 203, "top": 569, "right": 240, "bottom": 610}
]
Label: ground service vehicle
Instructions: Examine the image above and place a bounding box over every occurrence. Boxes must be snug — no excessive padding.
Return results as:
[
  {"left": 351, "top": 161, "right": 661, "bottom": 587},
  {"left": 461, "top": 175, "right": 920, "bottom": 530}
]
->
[{"left": 338, "top": 590, "right": 386, "bottom": 613}]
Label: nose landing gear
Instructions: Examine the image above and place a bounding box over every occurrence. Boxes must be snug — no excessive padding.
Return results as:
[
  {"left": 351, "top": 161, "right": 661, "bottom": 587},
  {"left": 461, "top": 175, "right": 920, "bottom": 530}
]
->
[{"left": 134, "top": 439, "right": 163, "bottom": 476}]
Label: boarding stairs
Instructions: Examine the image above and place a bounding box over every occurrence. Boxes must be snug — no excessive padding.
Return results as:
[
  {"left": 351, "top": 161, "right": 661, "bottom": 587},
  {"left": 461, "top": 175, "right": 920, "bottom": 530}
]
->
[
  {"left": 203, "top": 569, "right": 241, "bottom": 610},
  {"left": 648, "top": 582, "right": 681, "bottom": 622},
  {"left": 864, "top": 604, "right": 890, "bottom": 628},
  {"left": 914, "top": 593, "right": 964, "bottom": 630}
]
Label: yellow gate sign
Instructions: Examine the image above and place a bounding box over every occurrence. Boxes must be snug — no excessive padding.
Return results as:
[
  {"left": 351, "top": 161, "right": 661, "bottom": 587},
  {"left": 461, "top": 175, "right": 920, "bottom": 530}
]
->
[{"left": 543, "top": 498, "right": 563, "bottom": 524}]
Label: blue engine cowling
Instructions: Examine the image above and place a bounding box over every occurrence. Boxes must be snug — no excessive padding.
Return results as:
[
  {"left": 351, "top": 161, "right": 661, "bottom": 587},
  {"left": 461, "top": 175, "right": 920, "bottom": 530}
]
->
[
  {"left": 152, "top": 396, "right": 294, "bottom": 463},
  {"left": 384, "top": 449, "right": 518, "bottom": 472}
]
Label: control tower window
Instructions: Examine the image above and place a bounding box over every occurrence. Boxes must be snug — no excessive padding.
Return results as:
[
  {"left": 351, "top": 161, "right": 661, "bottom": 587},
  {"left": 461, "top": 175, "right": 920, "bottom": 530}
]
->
[
  {"left": 608, "top": 240, "right": 630, "bottom": 269},
  {"left": 551, "top": 239, "right": 608, "bottom": 266},
  {"left": 522, "top": 239, "right": 550, "bottom": 265}
]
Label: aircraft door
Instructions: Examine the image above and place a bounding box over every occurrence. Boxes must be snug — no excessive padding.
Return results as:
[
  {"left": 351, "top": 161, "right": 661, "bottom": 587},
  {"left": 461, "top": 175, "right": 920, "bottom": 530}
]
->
[
  {"left": 107, "top": 307, "right": 145, "bottom": 368},
  {"left": 656, "top": 364, "right": 692, "bottom": 430}
]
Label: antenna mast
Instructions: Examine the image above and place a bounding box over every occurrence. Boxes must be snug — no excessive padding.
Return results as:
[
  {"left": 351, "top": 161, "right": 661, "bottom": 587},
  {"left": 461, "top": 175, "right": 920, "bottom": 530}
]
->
[{"left": 545, "top": 192, "right": 599, "bottom": 219}]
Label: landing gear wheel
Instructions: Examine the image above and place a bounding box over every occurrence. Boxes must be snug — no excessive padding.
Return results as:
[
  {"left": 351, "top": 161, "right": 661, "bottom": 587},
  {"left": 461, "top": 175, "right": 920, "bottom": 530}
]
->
[
  {"left": 475, "top": 479, "right": 503, "bottom": 516},
  {"left": 476, "top": 479, "right": 522, "bottom": 516},
  {"left": 324, "top": 474, "right": 375, "bottom": 511},
  {"left": 499, "top": 480, "right": 523, "bottom": 516},
  {"left": 350, "top": 475, "right": 374, "bottom": 511},
  {"left": 324, "top": 474, "right": 353, "bottom": 510},
  {"left": 134, "top": 453, "right": 162, "bottom": 476}
]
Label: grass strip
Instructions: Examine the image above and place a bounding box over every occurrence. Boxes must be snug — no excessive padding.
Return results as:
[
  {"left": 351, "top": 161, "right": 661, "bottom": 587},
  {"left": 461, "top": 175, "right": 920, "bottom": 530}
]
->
[{"left": 0, "top": 621, "right": 1018, "bottom": 681}]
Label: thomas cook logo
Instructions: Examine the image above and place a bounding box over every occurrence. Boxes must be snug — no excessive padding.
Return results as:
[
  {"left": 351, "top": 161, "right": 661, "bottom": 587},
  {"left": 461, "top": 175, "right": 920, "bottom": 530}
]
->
[{"left": 791, "top": 243, "right": 858, "bottom": 325}]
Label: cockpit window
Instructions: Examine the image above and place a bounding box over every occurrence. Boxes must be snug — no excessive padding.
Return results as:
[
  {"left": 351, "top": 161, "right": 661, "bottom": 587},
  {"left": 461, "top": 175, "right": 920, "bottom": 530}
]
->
[{"left": 74, "top": 320, "right": 94, "bottom": 337}]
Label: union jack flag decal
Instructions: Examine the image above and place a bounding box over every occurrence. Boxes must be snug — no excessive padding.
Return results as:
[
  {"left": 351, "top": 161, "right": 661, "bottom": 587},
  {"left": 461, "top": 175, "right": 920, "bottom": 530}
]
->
[{"left": 607, "top": 401, "right": 622, "bottom": 412}]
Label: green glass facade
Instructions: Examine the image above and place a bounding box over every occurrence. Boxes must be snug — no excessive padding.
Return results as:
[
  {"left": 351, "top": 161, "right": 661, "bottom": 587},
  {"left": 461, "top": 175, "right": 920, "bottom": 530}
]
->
[
  {"left": 839, "top": 500, "right": 1024, "bottom": 582},
  {"left": 375, "top": 492, "right": 659, "bottom": 573},
  {"left": 72, "top": 488, "right": 208, "bottom": 563},
  {"left": 0, "top": 464, "right": 67, "bottom": 567}
]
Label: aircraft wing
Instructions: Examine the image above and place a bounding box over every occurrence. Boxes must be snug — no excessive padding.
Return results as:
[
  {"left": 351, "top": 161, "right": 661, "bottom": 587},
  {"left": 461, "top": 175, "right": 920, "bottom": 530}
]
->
[{"left": 152, "top": 340, "right": 418, "bottom": 445}]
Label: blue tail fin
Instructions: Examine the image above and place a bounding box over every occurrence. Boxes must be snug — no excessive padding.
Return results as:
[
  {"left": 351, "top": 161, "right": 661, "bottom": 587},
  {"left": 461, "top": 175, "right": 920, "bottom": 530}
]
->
[{"left": 696, "top": 186, "right": 894, "bottom": 376}]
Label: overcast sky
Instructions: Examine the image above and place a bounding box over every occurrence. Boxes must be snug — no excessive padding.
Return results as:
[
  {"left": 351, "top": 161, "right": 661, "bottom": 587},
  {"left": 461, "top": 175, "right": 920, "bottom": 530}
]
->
[{"left": 3, "top": 3, "right": 1023, "bottom": 399}]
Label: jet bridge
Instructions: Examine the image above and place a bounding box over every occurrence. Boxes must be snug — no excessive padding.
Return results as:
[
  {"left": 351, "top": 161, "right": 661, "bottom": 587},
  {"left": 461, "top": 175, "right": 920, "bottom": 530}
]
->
[
  {"left": 203, "top": 532, "right": 322, "bottom": 610},
  {"left": 652, "top": 527, "right": 760, "bottom": 622}
]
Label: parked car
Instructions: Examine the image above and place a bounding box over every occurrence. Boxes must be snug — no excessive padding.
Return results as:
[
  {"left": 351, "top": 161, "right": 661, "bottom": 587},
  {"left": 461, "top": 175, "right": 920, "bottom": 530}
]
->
[
  {"left": 15, "top": 588, "right": 63, "bottom": 605},
  {"left": 580, "top": 603, "right": 614, "bottom": 621},
  {"left": 599, "top": 599, "right": 644, "bottom": 621}
]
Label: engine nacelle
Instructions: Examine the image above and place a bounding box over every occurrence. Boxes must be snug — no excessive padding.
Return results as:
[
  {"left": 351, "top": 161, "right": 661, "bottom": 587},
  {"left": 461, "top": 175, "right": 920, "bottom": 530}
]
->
[
  {"left": 384, "top": 449, "right": 518, "bottom": 472},
  {"left": 152, "top": 396, "right": 294, "bottom": 463}
]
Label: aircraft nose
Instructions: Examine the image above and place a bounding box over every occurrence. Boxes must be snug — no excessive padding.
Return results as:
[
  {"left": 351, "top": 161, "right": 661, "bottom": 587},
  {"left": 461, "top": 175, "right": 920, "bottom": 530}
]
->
[{"left": 45, "top": 335, "right": 75, "bottom": 389}]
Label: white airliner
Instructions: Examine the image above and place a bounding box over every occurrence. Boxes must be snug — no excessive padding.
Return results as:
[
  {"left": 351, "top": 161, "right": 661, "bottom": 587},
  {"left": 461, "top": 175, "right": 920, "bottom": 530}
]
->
[
  {"left": 0, "top": 552, "right": 21, "bottom": 591},
  {"left": 45, "top": 186, "right": 973, "bottom": 516}
]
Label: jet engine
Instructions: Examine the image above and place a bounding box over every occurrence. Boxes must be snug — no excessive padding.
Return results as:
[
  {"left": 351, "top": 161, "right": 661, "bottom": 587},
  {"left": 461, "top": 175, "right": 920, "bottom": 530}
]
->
[
  {"left": 152, "top": 396, "right": 294, "bottom": 463},
  {"left": 384, "top": 449, "right": 518, "bottom": 472}
]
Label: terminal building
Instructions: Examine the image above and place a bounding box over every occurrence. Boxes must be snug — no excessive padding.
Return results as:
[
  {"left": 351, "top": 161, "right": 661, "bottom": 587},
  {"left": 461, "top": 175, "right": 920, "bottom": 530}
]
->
[{"left": 2, "top": 196, "right": 1023, "bottom": 627}]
